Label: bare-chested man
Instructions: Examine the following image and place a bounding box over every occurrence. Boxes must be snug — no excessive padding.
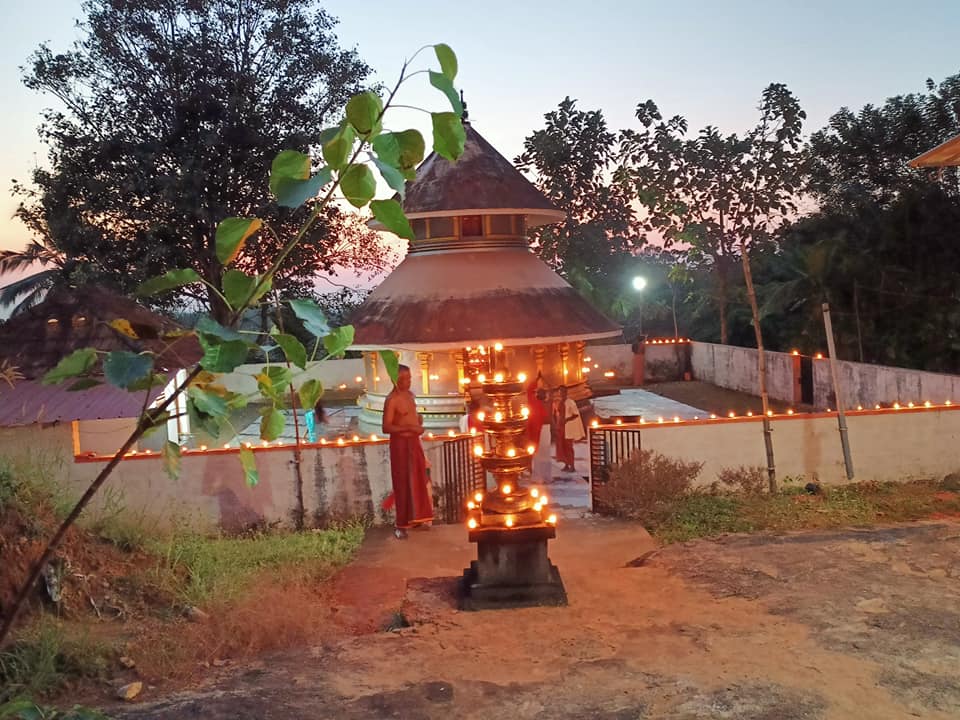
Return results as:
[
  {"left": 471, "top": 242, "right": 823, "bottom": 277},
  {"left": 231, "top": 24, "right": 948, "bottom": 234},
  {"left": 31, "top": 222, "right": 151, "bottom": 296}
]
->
[{"left": 382, "top": 364, "right": 434, "bottom": 539}]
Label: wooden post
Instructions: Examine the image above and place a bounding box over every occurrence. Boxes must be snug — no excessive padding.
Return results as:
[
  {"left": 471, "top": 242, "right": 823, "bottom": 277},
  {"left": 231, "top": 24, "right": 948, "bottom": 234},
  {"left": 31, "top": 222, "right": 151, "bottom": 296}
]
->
[{"left": 823, "top": 303, "right": 855, "bottom": 480}]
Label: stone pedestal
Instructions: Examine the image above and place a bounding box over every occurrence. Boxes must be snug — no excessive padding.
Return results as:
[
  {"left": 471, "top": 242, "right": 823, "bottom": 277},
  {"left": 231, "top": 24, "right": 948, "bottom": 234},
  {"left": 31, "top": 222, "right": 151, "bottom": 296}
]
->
[{"left": 460, "top": 525, "right": 567, "bottom": 610}]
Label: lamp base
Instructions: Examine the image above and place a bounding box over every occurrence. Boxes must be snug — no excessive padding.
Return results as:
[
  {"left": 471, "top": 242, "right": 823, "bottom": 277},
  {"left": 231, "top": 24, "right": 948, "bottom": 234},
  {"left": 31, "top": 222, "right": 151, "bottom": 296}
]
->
[{"left": 459, "top": 525, "right": 567, "bottom": 610}]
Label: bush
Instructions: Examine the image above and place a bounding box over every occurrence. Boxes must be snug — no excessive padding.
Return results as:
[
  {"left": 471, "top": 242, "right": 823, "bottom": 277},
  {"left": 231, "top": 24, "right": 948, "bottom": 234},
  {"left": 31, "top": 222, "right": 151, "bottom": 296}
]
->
[
  {"left": 594, "top": 449, "right": 703, "bottom": 525},
  {"left": 714, "top": 465, "right": 768, "bottom": 496}
]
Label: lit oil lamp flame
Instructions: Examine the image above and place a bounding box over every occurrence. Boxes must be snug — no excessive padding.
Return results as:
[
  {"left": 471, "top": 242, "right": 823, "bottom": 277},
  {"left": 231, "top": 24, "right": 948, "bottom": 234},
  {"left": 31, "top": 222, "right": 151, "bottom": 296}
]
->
[
  {"left": 540, "top": 494, "right": 548, "bottom": 505},
  {"left": 502, "top": 484, "right": 512, "bottom": 494},
  {"left": 474, "top": 492, "right": 483, "bottom": 503},
  {"left": 531, "top": 488, "right": 539, "bottom": 498},
  {"left": 494, "top": 342, "right": 503, "bottom": 352},
  {"left": 517, "top": 372, "right": 527, "bottom": 383},
  {"left": 505, "top": 516, "right": 514, "bottom": 528},
  {"left": 547, "top": 514, "right": 557, "bottom": 524},
  {"left": 506, "top": 448, "right": 516, "bottom": 457},
  {"left": 527, "top": 445, "right": 535, "bottom": 455},
  {"left": 494, "top": 372, "right": 504, "bottom": 383},
  {"left": 494, "top": 411, "right": 503, "bottom": 422},
  {"left": 521, "top": 407, "right": 530, "bottom": 418},
  {"left": 467, "top": 500, "right": 475, "bottom": 510},
  {"left": 478, "top": 373, "right": 486, "bottom": 383},
  {"left": 468, "top": 518, "right": 477, "bottom": 529},
  {"left": 477, "top": 410, "right": 486, "bottom": 422},
  {"left": 473, "top": 445, "right": 483, "bottom": 457}
]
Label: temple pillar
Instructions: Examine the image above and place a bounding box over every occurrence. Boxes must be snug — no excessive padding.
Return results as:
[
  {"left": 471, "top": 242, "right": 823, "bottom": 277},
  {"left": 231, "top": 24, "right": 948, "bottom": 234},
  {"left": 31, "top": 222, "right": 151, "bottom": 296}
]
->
[
  {"left": 453, "top": 350, "right": 466, "bottom": 391},
  {"left": 574, "top": 341, "right": 586, "bottom": 383},
  {"left": 366, "top": 351, "right": 379, "bottom": 393},
  {"left": 417, "top": 352, "right": 433, "bottom": 395},
  {"left": 559, "top": 343, "right": 570, "bottom": 385}
]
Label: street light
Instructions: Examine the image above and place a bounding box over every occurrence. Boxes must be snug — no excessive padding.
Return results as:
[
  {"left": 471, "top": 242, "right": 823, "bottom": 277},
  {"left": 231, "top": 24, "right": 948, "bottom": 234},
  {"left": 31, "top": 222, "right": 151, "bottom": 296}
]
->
[{"left": 632, "top": 276, "right": 647, "bottom": 336}]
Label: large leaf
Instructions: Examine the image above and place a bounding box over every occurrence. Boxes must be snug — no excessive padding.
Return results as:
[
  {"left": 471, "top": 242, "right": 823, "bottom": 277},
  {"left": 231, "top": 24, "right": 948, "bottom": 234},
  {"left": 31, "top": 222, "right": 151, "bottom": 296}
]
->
[
  {"left": 428, "top": 71, "right": 463, "bottom": 116},
  {"left": 260, "top": 407, "right": 286, "bottom": 441},
  {"left": 370, "top": 199, "right": 414, "bottom": 240},
  {"left": 187, "top": 385, "right": 229, "bottom": 417},
  {"left": 43, "top": 348, "right": 97, "bottom": 385},
  {"left": 271, "top": 331, "right": 307, "bottom": 370},
  {"left": 216, "top": 217, "right": 262, "bottom": 265},
  {"left": 137, "top": 268, "right": 200, "bottom": 297},
  {"left": 162, "top": 441, "right": 181, "bottom": 481},
  {"left": 346, "top": 91, "right": 383, "bottom": 136},
  {"left": 103, "top": 351, "right": 154, "bottom": 390},
  {"left": 239, "top": 447, "right": 259, "bottom": 487},
  {"left": 187, "top": 398, "right": 223, "bottom": 438},
  {"left": 373, "top": 157, "right": 407, "bottom": 198},
  {"left": 340, "top": 164, "right": 376, "bottom": 208},
  {"left": 323, "top": 325, "right": 355, "bottom": 358},
  {"left": 269, "top": 150, "right": 331, "bottom": 207},
  {"left": 198, "top": 334, "right": 250, "bottom": 373},
  {"left": 272, "top": 171, "right": 330, "bottom": 210},
  {"left": 195, "top": 316, "right": 242, "bottom": 342},
  {"left": 434, "top": 44, "right": 458, "bottom": 81},
  {"left": 298, "top": 378, "right": 324, "bottom": 411},
  {"left": 380, "top": 349, "right": 400, "bottom": 385},
  {"left": 256, "top": 365, "right": 293, "bottom": 399},
  {"left": 270, "top": 149, "right": 309, "bottom": 184},
  {"left": 373, "top": 130, "right": 425, "bottom": 171},
  {"left": 222, "top": 269, "right": 271, "bottom": 309},
  {"left": 431, "top": 112, "right": 466, "bottom": 162},
  {"left": 289, "top": 299, "right": 330, "bottom": 337},
  {"left": 322, "top": 123, "right": 355, "bottom": 171},
  {"left": 395, "top": 130, "right": 426, "bottom": 169}
]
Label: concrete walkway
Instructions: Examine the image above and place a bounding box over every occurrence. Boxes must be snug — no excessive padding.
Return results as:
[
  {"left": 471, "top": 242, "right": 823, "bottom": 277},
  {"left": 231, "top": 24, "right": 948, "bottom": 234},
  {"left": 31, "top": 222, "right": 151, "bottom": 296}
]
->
[{"left": 593, "top": 388, "right": 707, "bottom": 421}]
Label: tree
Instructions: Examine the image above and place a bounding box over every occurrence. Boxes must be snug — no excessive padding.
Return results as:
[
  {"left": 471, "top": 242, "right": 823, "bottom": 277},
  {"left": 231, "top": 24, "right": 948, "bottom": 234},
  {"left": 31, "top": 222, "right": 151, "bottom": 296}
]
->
[
  {"left": 12, "top": 0, "right": 388, "bottom": 322},
  {"left": 516, "top": 97, "right": 643, "bottom": 317},
  {"left": 753, "top": 71, "right": 960, "bottom": 371},
  {"left": 807, "top": 72, "right": 960, "bottom": 210},
  {"left": 0, "top": 41, "right": 468, "bottom": 647},
  {"left": 0, "top": 239, "right": 69, "bottom": 314},
  {"left": 621, "top": 84, "right": 807, "bottom": 490}
]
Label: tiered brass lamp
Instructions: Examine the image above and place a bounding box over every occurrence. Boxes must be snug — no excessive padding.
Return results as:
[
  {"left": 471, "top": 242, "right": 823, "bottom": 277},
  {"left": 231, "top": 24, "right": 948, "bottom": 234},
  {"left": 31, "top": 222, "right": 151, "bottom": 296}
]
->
[{"left": 460, "top": 371, "right": 566, "bottom": 609}]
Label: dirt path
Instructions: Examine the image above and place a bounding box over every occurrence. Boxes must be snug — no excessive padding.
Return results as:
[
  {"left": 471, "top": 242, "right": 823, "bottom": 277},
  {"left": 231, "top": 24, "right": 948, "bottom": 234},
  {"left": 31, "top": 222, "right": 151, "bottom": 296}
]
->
[{"left": 111, "top": 518, "right": 960, "bottom": 719}]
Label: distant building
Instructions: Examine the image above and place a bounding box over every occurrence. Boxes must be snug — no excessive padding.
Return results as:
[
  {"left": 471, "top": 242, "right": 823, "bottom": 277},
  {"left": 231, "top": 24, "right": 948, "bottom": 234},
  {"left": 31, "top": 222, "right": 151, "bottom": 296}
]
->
[{"left": 0, "top": 286, "right": 200, "bottom": 455}]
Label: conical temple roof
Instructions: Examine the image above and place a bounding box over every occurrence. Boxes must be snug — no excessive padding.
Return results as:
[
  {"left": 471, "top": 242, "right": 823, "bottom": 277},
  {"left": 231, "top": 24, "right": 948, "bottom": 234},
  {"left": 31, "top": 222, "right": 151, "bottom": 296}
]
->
[
  {"left": 350, "top": 123, "right": 620, "bottom": 350},
  {"left": 350, "top": 248, "right": 621, "bottom": 350},
  {"left": 401, "top": 123, "right": 565, "bottom": 228}
]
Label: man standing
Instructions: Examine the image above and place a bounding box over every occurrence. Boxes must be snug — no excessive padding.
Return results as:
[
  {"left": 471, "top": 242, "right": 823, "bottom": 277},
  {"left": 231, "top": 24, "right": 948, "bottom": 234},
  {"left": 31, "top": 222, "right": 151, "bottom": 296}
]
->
[
  {"left": 559, "top": 386, "right": 585, "bottom": 473},
  {"left": 382, "top": 365, "right": 434, "bottom": 539}
]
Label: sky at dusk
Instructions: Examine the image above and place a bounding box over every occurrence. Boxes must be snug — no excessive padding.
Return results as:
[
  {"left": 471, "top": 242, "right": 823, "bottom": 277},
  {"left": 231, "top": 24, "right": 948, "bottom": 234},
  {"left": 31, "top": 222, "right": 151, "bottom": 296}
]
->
[{"left": 1, "top": 0, "right": 958, "bottom": 258}]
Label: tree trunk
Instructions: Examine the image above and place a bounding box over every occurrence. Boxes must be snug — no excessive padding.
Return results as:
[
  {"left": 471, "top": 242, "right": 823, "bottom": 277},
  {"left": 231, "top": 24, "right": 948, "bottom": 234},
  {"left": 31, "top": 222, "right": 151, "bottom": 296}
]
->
[
  {"left": 717, "top": 261, "right": 729, "bottom": 345},
  {"left": 671, "top": 286, "right": 679, "bottom": 338},
  {"left": 739, "top": 239, "right": 776, "bottom": 492}
]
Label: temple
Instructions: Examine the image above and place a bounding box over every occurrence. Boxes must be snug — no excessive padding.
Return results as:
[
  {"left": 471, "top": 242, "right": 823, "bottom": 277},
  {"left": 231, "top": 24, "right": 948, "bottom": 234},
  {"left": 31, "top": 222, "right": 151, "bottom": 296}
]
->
[{"left": 350, "top": 121, "right": 620, "bottom": 431}]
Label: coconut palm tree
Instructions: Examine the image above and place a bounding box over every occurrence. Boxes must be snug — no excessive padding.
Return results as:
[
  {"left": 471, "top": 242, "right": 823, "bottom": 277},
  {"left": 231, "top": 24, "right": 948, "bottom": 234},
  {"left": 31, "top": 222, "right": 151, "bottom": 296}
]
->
[{"left": 0, "top": 239, "right": 72, "bottom": 315}]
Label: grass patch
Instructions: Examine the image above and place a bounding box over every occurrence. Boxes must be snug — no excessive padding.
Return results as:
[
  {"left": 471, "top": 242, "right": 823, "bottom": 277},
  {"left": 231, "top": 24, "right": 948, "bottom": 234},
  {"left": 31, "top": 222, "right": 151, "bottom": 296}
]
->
[
  {"left": 652, "top": 480, "right": 960, "bottom": 544},
  {"left": 0, "top": 615, "right": 115, "bottom": 703},
  {"left": 152, "top": 523, "right": 366, "bottom": 606}
]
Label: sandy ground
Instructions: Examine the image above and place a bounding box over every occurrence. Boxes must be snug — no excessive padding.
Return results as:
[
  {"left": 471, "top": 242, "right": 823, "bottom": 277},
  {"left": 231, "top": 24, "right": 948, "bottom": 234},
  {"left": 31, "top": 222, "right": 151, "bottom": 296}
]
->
[{"left": 112, "top": 518, "right": 960, "bottom": 719}]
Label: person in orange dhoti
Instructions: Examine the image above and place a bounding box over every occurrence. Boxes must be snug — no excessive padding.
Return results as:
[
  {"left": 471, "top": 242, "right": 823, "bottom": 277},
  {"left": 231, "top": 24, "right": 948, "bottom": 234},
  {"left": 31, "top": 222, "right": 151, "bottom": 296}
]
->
[{"left": 382, "top": 364, "right": 434, "bottom": 539}]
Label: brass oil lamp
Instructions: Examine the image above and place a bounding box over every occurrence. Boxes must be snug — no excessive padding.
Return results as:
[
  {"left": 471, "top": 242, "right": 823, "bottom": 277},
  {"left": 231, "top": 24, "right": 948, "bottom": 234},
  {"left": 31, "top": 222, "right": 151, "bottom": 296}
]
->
[{"left": 460, "top": 368, "right": 566, "bottom": 609}]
